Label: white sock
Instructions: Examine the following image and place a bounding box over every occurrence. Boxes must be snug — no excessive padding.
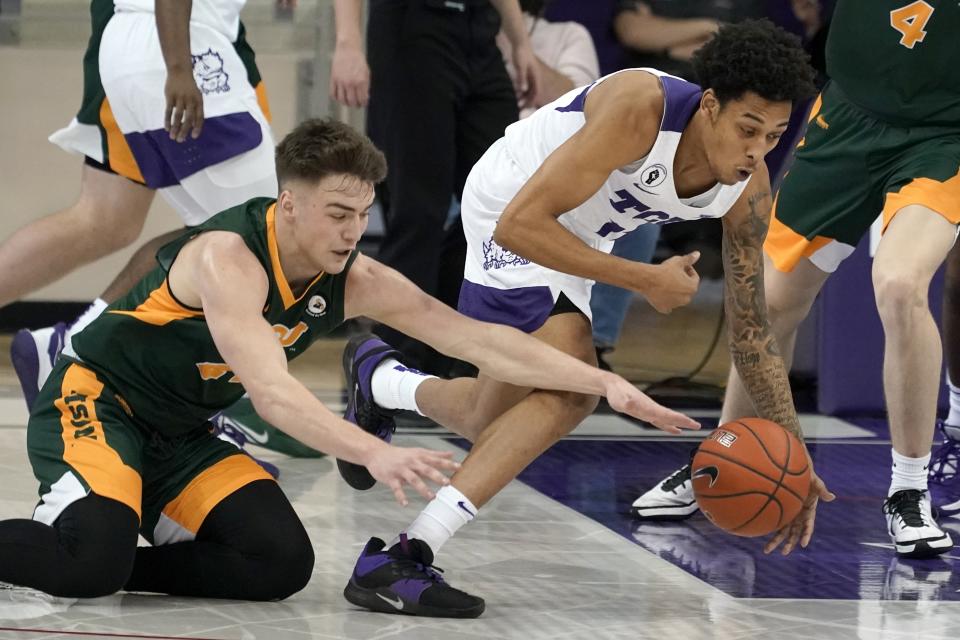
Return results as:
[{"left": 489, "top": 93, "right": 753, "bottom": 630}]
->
[
  {"left": 946, "top": 374, "right": 960, "bottom": 434},
  {"left": 370, "top": 358, "right": 435, "bottom": 416},
  {"left": 889, "top": 449, "right": 931, "bottom": 496},
  {"left": 394, "top": 485, "right": 477, "bottom": 554},
  {"left": 66, "top": 298, "right": 108, "bottom": 342}
]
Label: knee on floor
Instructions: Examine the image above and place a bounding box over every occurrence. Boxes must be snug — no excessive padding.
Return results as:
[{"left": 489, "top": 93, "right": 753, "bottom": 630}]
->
[{"left": 244, "top": 533, "right": 316, "bottom": 601}]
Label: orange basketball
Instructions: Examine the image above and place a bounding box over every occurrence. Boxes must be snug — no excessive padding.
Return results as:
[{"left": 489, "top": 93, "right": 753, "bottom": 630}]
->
[{"left": 691, "top": 417, "right": 811, "bottom": 537}]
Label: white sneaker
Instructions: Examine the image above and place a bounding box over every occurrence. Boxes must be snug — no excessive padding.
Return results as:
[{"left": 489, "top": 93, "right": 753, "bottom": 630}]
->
[
  {"left": 883, "top": 489, "right": 953, "bottom": 558},
  {"left": 631, "top": 463, "right": 699, "bottom": 521}
]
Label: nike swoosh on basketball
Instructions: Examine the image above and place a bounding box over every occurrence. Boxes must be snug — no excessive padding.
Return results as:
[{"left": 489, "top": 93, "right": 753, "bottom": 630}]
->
[
  {"left": 376, "top": 592, "right": 404, "bottom": 610},
  {"left": 692, "top": 466, "right": 720, "bottom": 487}
]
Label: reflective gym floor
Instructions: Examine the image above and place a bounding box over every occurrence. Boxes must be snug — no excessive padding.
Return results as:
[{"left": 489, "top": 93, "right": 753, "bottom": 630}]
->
[
  {"left": 1, "top": 286, "right": 960, "bottom": 639},
  {"left": 4, "top": 2, "right": 960, "bottom": 637}
]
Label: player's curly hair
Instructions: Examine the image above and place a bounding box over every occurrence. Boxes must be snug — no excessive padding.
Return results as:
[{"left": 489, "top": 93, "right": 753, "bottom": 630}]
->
[
  {"left": 691, "top": 19, "right": 816, "bottom": 105},
  {"left": 276, "top": 118, "right": 387, "bottom": 187}
]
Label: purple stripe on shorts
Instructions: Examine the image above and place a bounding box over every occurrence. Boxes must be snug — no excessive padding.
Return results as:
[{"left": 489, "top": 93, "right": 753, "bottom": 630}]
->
[
  {"left": 123, "top": 112, "right": 263, "bottom": 188},
  {"left": 458, "top": 280, "right": 555, "bottom": 334},
  {"left": 659, "top": 75, "right": 703, "bottom": 133}
]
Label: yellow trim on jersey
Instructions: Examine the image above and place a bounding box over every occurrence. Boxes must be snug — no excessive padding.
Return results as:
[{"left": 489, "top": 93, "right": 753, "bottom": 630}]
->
[
  {"left": 764, "top": 192, "right": 833, "bottom": 273},
  {"left": 55, "top": 364, "right": 143, "bottom": 521},
  {"left": 265, "top": 204, "right": 326, "bottom": 310},
  {"left": 255, "top": 82, "right": 272, "bottom": 123},
  {"left": 110, "top": 280, "right": 204, "bottom": 326},
  {"left": 99, "top": 97, "right": 146, "bottom": 184},
  {"left": 882, "top": 172, "right": 960, "bottom": 231},
  {"left": 160, "top": 454, "right": 274, "bottom": 535},
  {"left": 794, "top": 92, "right": 823, "bottom": 152}
]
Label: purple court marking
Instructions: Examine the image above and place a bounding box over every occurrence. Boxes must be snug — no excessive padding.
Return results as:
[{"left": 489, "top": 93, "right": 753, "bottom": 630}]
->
[{"left": 451, "top": 426, "right": 960, "bottom": 601}]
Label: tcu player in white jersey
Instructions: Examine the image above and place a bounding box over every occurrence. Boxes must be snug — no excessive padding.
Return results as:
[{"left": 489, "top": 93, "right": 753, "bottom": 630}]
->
[
  {"left": 8, "top": 0, "right": 276, "bottom": 412},
  {"left": 339, "top": 19, "right": 835, "bottom": 617}
]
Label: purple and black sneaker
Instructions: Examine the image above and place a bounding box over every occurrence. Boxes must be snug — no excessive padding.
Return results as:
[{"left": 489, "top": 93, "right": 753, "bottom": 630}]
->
[
  {"left": 210, "top": 413, "right": 281, "bottom": 480},
  {"left": 929, "top": 420, "right": 960, "bottom": 518},
  {"left": 344, "top": 535, "right": 484, "bottom": 618},
  {"left": 10, "top": 322, "right": 67, "bottom": 411},
  {"left": 338, "top": 334, "right": 405, "bottom": 490}
]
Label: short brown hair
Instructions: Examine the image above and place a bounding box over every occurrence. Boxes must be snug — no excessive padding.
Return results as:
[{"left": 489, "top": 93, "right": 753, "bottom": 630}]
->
[{"left": 275, "top": 118, "right": 387, "bottom": 188}]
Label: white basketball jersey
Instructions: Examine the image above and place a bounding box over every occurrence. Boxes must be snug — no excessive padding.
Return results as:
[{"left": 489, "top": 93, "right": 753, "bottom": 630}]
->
[
  {"left": 113, "top": 0, "right": 246, "bottom": 41},
  {"left": 502, "top": 68, "right": 750, "bottom": 244}
]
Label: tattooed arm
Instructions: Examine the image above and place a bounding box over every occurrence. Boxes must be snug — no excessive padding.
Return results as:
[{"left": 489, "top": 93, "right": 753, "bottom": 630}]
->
[
  {"left": 720, "top": 166, "right": 802, "bottom": 438},
  {"left": 721, "top": 166, "right": 835, "bottom": 555}
]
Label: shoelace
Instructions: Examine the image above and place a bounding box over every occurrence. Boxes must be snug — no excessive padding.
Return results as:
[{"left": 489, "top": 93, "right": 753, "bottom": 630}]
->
[
  {"left": 884, "top": 490, "right": 929, "bottom": 527},
  {"left": 395, "top": 535, "right": 446, "bottom": 583},
  {"left": 661, "top": 464, "right": 692, "bottom": 494}
]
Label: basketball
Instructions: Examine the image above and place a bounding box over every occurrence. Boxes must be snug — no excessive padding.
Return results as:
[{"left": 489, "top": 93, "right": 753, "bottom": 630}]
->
[{"left": 691, "top": 418, "right": 811, "bottom": 537}]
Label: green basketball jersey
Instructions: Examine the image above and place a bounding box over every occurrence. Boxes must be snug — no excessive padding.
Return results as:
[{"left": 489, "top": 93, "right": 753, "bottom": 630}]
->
[
  {"left": 71, "top": 197, "right": 356, "bottom": 436},
  {"left": 826, "top": 0, "right": 960, "bottom": 125}
]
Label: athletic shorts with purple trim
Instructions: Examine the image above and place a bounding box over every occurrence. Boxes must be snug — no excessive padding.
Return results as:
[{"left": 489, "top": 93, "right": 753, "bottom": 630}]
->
[
  {"left": 92, "top": 11, "right": 277, "bottom": 226},
  {"left": 458, "top": 138, "right": 606, "bottom": 334}
]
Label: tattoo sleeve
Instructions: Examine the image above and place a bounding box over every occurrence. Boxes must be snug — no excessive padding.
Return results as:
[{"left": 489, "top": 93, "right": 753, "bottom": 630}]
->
[{"left": 722, "top": 190, "right": 803, "bottom": 439}]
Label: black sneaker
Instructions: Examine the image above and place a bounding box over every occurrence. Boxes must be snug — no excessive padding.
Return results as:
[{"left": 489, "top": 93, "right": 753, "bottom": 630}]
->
[
  {"left": 344, "top": 535, "right": 485, "bottom": 618},
  {"left": 338, "top": 334, "right": 405, "bottom": 490},
  {"left": 883, "top": 489, "right": 953, "bottom": 558}
]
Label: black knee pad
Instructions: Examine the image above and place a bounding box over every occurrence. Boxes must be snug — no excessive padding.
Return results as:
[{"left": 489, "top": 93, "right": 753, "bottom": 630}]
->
[
  {"left": 198, "top": 480, "right": 314, "bottom": 601},
  {"left": 51, "top": 495, "right": 139, "bottom": 598}
]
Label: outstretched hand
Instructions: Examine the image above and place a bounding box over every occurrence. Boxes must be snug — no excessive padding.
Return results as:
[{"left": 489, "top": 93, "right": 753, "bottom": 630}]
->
[
  {"left": 604, "top": 375, "right": 701, "bottom": 434},
  {"left": 366, "top": 446, "right": 461, "bottom": 506},
  {"left": 764, "top": 470, "right": 834, "bottom": 555}
]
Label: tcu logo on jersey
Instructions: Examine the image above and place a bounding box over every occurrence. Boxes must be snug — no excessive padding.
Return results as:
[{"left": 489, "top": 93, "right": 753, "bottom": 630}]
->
[
  {"left": 192, "top": 49, "right": 230, "bottom": 95},
  {"left": 601, "top": 188, "right": 684, "bottom": 237}
]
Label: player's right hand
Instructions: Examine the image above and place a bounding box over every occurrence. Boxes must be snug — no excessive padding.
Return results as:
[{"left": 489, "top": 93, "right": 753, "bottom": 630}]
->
[
  {"left": 164, "top": 67, "right": 204, "bottom": 142},
  {"left": 365, "top": 446, "right": 461, "bottom": 506},
  {"left": 764, "top": 469, "right": 835, "bottom": 555},
  {"left": 330, "top": 43, "right": 370, "bottom": 108},
  {"left": 643, "top": 251, "right": 701, "bottom": 313}
]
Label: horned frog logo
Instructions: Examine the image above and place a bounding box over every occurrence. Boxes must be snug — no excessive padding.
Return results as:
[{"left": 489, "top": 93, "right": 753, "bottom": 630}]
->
[{"left": 192, "top": 49, "right": 230, "bottom": 95}]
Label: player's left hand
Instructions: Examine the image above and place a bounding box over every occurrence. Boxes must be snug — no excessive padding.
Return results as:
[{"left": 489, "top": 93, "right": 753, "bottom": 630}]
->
[
  {"left": 510, "top": 42, "right": 540, "bottom": 109},
  {"left": 604, "top": 375, "right": 701, "bottom": 434},
  {"left": 763, "top": 470, "right": 835, "bottom": 555},
  {"left": 165, "top": 67, "right": 204, "bottom": 142}
]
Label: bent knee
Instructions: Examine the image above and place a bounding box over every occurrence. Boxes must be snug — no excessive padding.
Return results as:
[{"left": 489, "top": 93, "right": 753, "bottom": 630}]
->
[
  {"left": 69, "top": 200, "right": 147, "bottom": 251},
  {"left": 554, "top": 390, "right": 600, "bottom": 425},
  {"left": 247, "top": 535, "right": 315, "bottom": 601},
  {"left": 50, "top": 551, "right": 135, "bottom": 598},
  {"left": 873, "top": 269, "right": 927, "bottom": 317}
]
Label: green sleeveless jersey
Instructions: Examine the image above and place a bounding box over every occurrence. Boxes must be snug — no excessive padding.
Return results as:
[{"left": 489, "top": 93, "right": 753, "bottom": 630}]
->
[
  {"left": 826, "top": 0, "right": 960, "bottom": 126},
  {"left": 71, "top": 197, "right": 357, "bottom": 436}
]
